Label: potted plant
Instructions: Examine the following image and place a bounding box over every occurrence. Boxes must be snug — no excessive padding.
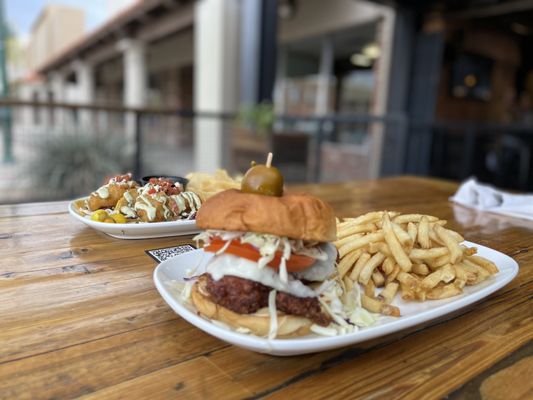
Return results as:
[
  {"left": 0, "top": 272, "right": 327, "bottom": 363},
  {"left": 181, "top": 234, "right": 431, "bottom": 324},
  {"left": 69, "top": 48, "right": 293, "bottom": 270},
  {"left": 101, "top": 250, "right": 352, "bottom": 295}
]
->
[{"left": 232, "top": 102, "right": 274, "bottom": 172}]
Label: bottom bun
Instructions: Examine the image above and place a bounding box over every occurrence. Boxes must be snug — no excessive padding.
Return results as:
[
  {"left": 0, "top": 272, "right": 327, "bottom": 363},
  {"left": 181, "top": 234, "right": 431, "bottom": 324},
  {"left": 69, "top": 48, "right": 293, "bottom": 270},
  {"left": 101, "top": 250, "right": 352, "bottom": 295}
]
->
[{"left": 191, "top": 277, "right": 312, "bottom": 338}]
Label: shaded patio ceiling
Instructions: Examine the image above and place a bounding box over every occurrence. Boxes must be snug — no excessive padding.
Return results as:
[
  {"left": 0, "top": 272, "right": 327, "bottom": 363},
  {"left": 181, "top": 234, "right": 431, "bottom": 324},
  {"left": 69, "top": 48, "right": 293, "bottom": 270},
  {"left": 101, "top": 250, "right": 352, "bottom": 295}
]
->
[{"left": 38, "top": 0, "right": 193, "bottom": 75}]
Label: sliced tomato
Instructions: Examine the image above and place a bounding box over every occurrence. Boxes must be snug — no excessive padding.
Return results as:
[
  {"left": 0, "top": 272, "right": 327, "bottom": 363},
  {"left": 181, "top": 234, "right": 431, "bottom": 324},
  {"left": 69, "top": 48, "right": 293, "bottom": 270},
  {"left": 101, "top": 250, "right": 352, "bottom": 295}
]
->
[{"left": 204, "top": 238, "right": 315, "bottom": 272}]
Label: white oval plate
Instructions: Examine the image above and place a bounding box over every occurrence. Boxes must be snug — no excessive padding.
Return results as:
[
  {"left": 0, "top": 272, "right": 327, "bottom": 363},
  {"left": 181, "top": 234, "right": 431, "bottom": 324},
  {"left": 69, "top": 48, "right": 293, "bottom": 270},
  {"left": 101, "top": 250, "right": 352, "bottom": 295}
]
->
[
  {"left": 68, "top": 198, "right": 200, "bottom": 239},
  {"left": 153, "top": 241, "right": 519, "bottom": 356}
]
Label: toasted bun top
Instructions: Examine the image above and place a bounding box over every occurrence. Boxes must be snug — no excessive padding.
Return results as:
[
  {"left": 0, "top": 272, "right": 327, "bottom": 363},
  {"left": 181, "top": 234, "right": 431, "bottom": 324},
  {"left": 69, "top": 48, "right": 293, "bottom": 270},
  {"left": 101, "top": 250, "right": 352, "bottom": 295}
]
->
[{"left": 196, "top": 189, "right": 337, "bottom": 242}]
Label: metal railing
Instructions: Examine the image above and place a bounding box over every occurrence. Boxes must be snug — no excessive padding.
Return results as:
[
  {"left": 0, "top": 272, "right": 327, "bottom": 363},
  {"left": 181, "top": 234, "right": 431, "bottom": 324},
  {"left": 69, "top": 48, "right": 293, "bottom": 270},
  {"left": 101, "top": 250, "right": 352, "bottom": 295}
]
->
[{"left": 0, "top": 98, "right": 531, "bottom": 204}]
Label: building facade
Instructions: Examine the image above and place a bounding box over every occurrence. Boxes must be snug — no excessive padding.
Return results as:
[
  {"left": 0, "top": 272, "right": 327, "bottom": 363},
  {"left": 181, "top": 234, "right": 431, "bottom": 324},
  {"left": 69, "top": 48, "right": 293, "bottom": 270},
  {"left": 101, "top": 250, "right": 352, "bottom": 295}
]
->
[{"left": 13, "top": 0, "right": 395, "bottom": 178}]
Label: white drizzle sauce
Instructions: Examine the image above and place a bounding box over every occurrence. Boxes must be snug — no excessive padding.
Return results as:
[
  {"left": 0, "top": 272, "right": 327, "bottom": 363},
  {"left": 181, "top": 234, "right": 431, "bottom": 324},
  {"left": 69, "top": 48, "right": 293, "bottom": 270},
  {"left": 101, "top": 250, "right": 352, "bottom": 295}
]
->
[
  {"left": 124, "top": 190, "right": 133, "bottom": 204},
  {"left": 171, "top": 192, "right": 202, "bottom": 216},
  {"left": 161, "top": 198, "right": 172, "bottom": 219},
  {"left": 135, "top": 195, "right": 157, "bottom": 221},
  {"left": 95, "top": 186, "right": 109, "bottom": 199},
  {"left": 120, "top": 206, "right": 136, "bottom": 218},
  {"left": 171, "top": 194, "right": 187, "bottom": 214}
]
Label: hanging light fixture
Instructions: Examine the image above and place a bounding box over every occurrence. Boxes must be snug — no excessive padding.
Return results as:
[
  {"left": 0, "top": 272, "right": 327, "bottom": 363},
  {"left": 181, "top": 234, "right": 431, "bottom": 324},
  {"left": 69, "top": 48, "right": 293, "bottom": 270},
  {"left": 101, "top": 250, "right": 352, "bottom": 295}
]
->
[
  {"left": 362, "top": 43, "right": 381, "bottom": 59},
  {"left": 350, "top": 53, "right": 372, "bottom": 67}
]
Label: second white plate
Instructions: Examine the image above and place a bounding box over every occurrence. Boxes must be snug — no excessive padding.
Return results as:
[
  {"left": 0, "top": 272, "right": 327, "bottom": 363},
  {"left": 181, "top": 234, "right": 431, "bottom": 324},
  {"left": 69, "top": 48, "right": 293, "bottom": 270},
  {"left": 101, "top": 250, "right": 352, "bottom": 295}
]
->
[{"left": 68, "top": 198, "right": 200, "bottom": 239}]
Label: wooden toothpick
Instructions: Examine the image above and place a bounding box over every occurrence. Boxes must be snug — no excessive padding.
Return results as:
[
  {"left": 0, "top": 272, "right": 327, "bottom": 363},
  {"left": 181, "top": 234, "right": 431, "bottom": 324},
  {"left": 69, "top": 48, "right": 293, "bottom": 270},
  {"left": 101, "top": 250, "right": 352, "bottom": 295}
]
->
[{"left": 266, "top": 152, "right": 273, "bottom": 168}]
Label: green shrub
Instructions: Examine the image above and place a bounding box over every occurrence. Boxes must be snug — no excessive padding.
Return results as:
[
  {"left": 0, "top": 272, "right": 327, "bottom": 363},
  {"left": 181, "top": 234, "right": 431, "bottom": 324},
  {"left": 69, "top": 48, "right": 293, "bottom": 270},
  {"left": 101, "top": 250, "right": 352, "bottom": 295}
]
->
[
  {"left": 28, "top": 133, "right": 133, "bottom": 199},
  {"left": 237, "top": 101, "right": 274, "bottom": 137}
]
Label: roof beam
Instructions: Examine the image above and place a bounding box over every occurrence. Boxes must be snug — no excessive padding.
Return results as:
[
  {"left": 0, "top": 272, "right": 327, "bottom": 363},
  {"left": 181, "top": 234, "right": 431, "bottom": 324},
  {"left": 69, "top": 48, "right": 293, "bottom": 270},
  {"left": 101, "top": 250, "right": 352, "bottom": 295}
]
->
[{"left": 137, "top": 2, "right": 193, "bottom": 43}]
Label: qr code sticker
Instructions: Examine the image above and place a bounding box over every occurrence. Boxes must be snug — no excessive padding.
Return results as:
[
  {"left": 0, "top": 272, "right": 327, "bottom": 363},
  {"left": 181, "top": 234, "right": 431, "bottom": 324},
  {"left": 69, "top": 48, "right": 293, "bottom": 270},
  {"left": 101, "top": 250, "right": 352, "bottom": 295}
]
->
[{"left": 146, "top": 244, "right": 196, "bottom": 263}]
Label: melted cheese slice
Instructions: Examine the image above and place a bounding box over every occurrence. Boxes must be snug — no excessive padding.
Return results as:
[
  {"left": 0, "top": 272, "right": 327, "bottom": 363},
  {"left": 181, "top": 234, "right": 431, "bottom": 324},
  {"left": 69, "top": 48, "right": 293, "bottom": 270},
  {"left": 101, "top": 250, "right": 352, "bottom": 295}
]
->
[{"left": 205, "top": 243, "right": 337, "bottom": 298}]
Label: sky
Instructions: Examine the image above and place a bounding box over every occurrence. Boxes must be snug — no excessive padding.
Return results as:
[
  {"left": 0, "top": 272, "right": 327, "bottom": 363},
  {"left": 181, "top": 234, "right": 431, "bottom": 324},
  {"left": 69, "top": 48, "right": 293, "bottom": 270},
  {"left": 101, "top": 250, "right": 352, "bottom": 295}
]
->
[{"left": 5, "top": 0, "right": 136, "bottom": 42}]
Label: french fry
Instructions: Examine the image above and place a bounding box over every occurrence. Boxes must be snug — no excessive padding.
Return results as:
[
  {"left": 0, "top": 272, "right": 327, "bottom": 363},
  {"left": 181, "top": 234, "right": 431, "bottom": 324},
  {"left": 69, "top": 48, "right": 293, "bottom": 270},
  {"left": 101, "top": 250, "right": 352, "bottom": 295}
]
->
[
  {"left": 453, "top": 264, "right": 468, "bottom": 288},
  {"left": 410, "top": 247, "right": 450, "bottom": 260},
  {"left": 392, "top": 223, "right": 413, "bottom": 247},
  {"left": 338, "top": 232, "right": 384, "bottom": 258},
  {"left": 367, "top": 242, "right": 392, "bottom": 256},
  {"left": 446, "top": 229, "right": 465, "bottom": 243},
  {"left": 461, "top": 245, "right": 478, "bottom": 256},
  {"left": 399, "top": 282, "right": 415, "bottom": 300},
  {"left": 426, "top": 283, "right": 462, "bottom": 300},
  {"left": 431, "top": 220, "right": 448, "bottom": 227},
  {"left": 361, "top": 294, "right": 401, "bottom": 317},
  {"left": 415, "top": 289, "right": 427, "bottom": 302},
  {"left": 407, "top": 222, "right": 418, "bottom": 245},
  {"left": 337, "top": 249, "right": 362, "bottom": 279},
  {"left": 418, "top": 216, "right": 430, "bottom": 249},
  {"left": 378, "top": 282, "right": 399, "bottom": 304},
  {"left": 412, "top": 263, "right": 429, "bottom": 276},
  {"left": 387, "top": 265, "right": 400, "bottom": 283},
  {"left": 343, "top": 276, "right": 354, "bottom": 292},
  {"left": 458, "top": 262, "right": 481, "bottom": 285},
  {"left": 393, "top": 214, "right": 438, "bottom": 224},
  {"left": 338, "top": 211, "right": 387, "bottom": 228},
  {"left": 372, "top": 270, "right": 385, "bottom": 287},
  {"left": 334, "top": 233, "right": 363, "bottom": 248},
  {"left": 428, "top": 229, "right": 445, "bottom": 246},
  {"left": 381, "top": 257, "right": 395, "bottom": 275},
  {"left": 382, "top": 213, "right": 412, "bottom": 271},
  {"left": 434, "top": 225, "right": 462, "bottom": 264},
  {"left": 467, "top": 255, "right": 499, "bottom": 275},
  {"left": 361, "top": 293, "right": 381, "bottom": 313},
  {"left": 364, "top": 280, "right": 376, "bottom": 298},
  {"left": 359, "top": 252, "right": 386, "bottom": 285},
  {"left": 421, "top": 264, "right": 455, "bottom": 290},
  {"left": 349, "top": 252, "right": 371, "bottom": 282},
  {"left": 462, "top": 259, "right": 490, "bottom": 283},
  {"left": 338, "top": 223, "right": 376, "bottom": 239},
  {"left": 433, "top": 253, "right": 451, "bottom": 268},
  {"left": 397, "top": 272, "right": 419, "bottom": 290}
]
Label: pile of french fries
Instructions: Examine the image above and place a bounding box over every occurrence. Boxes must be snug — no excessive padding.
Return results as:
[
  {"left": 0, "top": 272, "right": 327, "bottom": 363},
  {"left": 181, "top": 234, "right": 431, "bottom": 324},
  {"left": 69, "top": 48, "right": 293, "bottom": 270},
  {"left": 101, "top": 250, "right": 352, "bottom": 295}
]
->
[{"left": 336, "top": 211, "right": 499, "bottom": 317}]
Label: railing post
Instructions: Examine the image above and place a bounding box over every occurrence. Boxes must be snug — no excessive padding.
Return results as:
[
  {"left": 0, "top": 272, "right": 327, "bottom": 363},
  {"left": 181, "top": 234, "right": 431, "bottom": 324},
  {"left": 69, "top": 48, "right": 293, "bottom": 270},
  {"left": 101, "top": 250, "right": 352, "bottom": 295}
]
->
[
  {"left": 133, "top": 111, "right": 142, "bottom": 178},
  {"left": 314, "top": 118, "right": 325, "bottom": 182},
  {"left": 461, "top": 126, "right": 475, "bottom": 179},
  {"left": 1, "top": 105, "right": 12, "bottom": 163}
]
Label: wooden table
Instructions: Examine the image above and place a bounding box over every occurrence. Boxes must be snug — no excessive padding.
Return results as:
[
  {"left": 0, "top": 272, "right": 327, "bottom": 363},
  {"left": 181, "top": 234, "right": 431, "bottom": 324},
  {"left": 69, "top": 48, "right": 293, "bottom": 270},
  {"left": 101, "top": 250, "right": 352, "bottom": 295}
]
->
[{"left": 1, "top": 176, "right": 531, "bottom": 399}]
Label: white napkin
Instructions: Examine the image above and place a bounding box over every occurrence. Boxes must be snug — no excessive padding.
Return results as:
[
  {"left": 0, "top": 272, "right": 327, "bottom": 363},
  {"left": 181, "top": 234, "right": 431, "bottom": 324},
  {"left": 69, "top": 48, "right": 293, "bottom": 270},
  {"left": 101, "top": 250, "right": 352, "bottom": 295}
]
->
[{"left": 450, "top": 178, "right": 533, "bottom": 221}]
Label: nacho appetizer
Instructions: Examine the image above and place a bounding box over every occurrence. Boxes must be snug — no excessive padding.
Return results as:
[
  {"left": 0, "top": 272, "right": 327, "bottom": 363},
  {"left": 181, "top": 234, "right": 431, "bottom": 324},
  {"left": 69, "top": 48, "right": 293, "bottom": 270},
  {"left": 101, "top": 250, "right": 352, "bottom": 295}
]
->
[{"left": 77, "top": 175, "right": 202, "bottom": 224}]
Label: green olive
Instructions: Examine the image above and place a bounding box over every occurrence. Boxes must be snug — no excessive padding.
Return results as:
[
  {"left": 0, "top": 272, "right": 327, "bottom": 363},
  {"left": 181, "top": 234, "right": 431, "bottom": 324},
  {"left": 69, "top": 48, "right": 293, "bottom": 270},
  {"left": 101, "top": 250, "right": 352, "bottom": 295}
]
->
[{"left": 241, "top": 164, "right": 284, "bottom": 196}]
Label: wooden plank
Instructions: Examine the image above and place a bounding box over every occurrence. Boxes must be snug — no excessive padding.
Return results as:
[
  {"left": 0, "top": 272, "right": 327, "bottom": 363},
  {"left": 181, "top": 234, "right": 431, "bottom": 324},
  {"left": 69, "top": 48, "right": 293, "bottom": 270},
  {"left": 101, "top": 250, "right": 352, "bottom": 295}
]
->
[
  {"left": 80, "top": 357, "right": 253, "bottom": 399},
  {"left": 479, "top": 356, "right": 533, "bottom": 400},
  {"left": 448, "top": 341, "right": 533, "bottom": 399},
  {"left": 249, "top": 290, "right": 533, "bottom": 399},
  {"left": 0, "top": 200, "right": 69, "bottom": 218},
  {"left": 0, "top": 320, "right": 228, "bottom": 399}
]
